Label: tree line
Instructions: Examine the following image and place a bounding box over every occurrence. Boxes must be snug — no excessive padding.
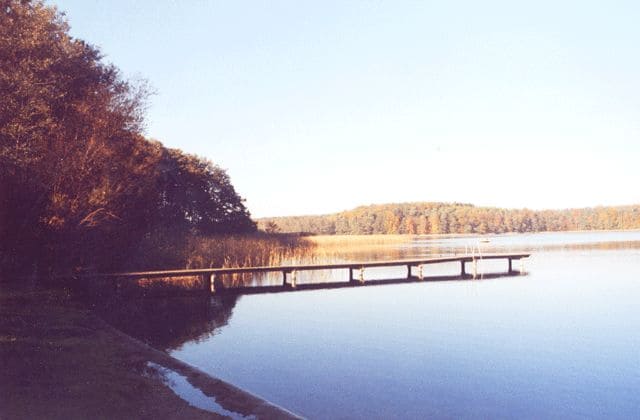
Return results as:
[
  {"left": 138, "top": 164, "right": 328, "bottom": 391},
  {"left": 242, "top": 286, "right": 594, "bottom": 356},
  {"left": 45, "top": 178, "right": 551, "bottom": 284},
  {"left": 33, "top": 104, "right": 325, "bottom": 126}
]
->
[
  {"left": 1, "top": 1, "right": 255, "bottom": 278},
  {"left": 259, "top": 202, "right": 640, "bottom": 235}
]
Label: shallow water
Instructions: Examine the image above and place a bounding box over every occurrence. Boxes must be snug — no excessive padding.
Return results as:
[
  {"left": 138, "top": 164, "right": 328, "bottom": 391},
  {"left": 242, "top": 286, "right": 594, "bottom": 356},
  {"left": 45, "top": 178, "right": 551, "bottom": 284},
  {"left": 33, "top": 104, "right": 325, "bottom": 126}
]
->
[
  {"left": 168, "top": 232, "right": 640, "bottom": 418},
  {"left": 147, "top": 362, "right": 252, "bottom": 419}
]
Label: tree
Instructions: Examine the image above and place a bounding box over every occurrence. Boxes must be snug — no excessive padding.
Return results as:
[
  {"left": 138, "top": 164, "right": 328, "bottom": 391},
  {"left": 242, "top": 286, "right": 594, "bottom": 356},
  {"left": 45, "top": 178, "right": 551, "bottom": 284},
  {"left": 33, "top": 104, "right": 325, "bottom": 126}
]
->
[
  {"left": 1, "top": 0, "right": 148, "bottom": 273},
  {"left": 154, "top": 148, "right": 255, "bottom": 235},
  {"left": 264, "top": 221, "right": 281, "bottom": 234},
  {"left": 1, "top": 1, "right": 255, "bottom": 276},
  {"left": 428, "top": 213, "right": 441, "bottom": 234},
  {"left": 254, "top": 202, "right": 640, "bottom": 236}
]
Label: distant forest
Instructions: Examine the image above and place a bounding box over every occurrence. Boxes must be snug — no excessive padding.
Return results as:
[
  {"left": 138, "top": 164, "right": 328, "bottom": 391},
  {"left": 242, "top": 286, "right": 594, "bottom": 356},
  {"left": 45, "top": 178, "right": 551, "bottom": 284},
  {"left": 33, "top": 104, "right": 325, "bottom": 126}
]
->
[
  {"left": 1, "top": 1, "right": 255, "bottom": 277},
  {"left": 259, "top": 202, "right": 640, "bottom": 235}
]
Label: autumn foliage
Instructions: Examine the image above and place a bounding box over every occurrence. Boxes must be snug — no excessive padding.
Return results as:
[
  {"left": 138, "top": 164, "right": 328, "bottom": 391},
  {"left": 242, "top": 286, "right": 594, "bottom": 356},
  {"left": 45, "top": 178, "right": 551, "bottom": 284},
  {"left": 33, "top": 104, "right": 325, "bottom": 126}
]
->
[
  {"left": 0, "top": 1, "right": 255, "bottom": 277},
  {"left": 259, "top": 202, "right": 640, "bottom": 235}
]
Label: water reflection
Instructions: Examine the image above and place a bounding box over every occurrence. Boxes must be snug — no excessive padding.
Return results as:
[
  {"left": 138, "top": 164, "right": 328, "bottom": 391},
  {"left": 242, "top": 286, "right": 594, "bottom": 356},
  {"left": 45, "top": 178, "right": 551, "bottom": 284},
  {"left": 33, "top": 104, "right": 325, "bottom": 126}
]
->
[
  {"left": 221, "top": 231, "right": 640, "bottom": 287},
  {"left": 103, "top": 230, "right": 640, "bottom": 353},
  {"left": 408, "top": 231, "right": 640, "bottom": 254},
  {"left": 98, "top": 231, "right": 640, "bottom": 418},
  {"left": 97, "top": 295, "right": 239, "bottom": 351},
  {"left": 168, "top": 231, "right": 640, "bottom": 419}
]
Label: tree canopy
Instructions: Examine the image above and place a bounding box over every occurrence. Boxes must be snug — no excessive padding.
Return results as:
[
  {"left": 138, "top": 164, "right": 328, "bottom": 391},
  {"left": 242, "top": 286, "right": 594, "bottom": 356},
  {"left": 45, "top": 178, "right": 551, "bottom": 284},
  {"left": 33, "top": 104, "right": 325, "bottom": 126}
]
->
[
  {"left": 258, "top": 202, "right": 640, "bottom": 235},
  {"left": 1, "top": 0, "right": 255, "bottom": 277}
]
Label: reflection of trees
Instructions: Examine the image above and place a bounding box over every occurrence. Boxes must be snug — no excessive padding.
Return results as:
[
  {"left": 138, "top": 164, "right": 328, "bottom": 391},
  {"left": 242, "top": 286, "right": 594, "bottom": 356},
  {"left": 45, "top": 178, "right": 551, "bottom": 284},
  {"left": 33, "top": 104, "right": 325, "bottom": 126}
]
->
[
  {"left": 97, "top": 295, "right": 239, "bottom": 351},
  {"left": 475, "top": 241, "right": 640, "bottom": 254},
  {"left": 407, "top": 237, "right": 640, "bottom": 256},
  {"left": 538, "top": 241, "right": 640, "bottom": 252},
  {"left": 95, "top": 238, "right": 640, "bottom": 351}
]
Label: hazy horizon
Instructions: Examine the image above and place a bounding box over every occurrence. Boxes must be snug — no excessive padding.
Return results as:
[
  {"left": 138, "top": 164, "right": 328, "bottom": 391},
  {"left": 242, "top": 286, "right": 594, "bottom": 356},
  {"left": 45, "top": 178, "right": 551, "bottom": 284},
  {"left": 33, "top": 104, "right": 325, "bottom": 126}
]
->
[{"left": 51, "top": 0, "right": 640, "bottom": 217}]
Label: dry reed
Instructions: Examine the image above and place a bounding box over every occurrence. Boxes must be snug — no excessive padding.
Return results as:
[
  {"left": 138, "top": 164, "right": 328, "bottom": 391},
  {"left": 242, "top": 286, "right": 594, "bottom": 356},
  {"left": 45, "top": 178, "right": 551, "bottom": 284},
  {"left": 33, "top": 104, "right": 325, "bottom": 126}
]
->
[
  {"left": 307, "top": 234, "right": 413, "bottom": 248},
  {"left": 184, "top": 233, "right": 315, "bottom": 269},
  {"left": 119, "top": 233, "right": 418, "bottom": 292}
]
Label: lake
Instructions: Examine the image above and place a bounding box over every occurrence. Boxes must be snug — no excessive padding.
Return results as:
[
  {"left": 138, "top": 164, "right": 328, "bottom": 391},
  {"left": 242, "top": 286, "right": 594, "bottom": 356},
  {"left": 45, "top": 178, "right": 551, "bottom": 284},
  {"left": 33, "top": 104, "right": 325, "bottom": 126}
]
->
[{"left": 121, "top": 231, "right": 640, "bottom": 418}]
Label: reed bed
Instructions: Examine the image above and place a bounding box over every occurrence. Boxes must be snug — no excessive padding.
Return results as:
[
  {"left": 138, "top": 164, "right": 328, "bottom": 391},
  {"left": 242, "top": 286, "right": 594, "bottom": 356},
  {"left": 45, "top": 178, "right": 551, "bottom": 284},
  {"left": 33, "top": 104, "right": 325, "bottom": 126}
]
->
[
  {"left": 184, "top": 233, "right": 315, "bottom": 269},
  {"left": 117, "top": 276, "right": 204, "bottom": 296},
  {"left": 102, "top": 232, "right": 316, "bottom": 293},
  {"left": 307, "top": 234, "right": 414, "bottom": 249},
  {"left": 116, "top": 233, "right": 419, "bottom": 292}
]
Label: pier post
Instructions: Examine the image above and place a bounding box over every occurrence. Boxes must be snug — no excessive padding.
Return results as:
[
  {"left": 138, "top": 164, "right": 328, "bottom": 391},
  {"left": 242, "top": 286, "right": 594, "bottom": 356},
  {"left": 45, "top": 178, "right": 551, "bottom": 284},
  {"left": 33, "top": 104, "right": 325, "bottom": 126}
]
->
[
  {"left": 418, "top": 264, "right": 424, "bottom": 280},
  {"left": 472, "top": 259, "right": 478, "bottom": 279},
  {"left": 349, "top": 268, "right": 354, "bottom": 282},
  {"left": 508, "top": 258, "right": 513, "bottom": 273},
  {"left": 291, "top": 270, "right": 297, "bottom": 288},
  {"left": 359, "top": 267, "right": 365, "bottom": 284},
  {"left": 204, "top": 273, "right": 212, "bottom": 292},
  {"left": 460, "top": 260, "right": 466, "bottom": 276},
  {"left": 407, "top": 265, "right": 412, "bottom": 279},
  {"left": 282, "top": 270, "right": 287, "bottom": 286},
  {"left": 210, "top": 273, "right": 224, "bottom": 293}
]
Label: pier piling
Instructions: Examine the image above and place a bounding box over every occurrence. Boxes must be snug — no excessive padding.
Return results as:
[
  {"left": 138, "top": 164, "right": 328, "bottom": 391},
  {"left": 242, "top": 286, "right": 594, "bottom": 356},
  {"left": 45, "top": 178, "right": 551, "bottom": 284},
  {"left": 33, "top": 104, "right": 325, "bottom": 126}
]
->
[{"left": 101, "top": 253, "right": 531, "bottom": 295}]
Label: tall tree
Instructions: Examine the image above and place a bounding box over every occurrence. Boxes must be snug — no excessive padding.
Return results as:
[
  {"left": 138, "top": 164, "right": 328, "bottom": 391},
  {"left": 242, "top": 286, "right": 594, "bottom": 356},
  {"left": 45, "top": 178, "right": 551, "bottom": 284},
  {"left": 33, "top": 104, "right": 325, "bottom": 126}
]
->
[{"left": 1, "top": 1, "right": 255, "bottom": 276}]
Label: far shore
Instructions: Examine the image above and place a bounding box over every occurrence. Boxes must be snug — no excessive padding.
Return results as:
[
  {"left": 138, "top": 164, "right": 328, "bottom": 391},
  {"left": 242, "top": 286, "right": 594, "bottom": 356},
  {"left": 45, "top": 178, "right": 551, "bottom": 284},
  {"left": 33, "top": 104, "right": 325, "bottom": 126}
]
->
[{"left": 305, "top": 228, "right": 640, "bottom": 240}]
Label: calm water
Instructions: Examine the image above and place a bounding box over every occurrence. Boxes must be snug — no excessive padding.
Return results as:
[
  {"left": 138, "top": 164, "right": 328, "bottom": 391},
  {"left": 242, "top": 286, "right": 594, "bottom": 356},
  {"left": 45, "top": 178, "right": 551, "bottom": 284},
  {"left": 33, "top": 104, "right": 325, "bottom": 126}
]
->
[{"left": 145, "top": 232, "right": 640, "bottom": 418}]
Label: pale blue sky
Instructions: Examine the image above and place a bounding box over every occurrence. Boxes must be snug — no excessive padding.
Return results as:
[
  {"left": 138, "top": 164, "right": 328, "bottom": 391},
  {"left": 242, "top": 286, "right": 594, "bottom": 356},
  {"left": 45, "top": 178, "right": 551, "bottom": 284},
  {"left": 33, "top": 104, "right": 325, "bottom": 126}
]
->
[{"left": 51, "top": 0, "right": 640, "bottom": 217}]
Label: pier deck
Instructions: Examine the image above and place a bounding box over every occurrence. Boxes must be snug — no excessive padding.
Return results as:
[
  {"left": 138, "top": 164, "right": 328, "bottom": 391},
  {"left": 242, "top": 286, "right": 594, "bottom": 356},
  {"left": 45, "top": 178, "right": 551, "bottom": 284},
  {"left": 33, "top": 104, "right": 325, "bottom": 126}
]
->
[{"left": 99, "top": 253, "right": 531, "bottom": 294}]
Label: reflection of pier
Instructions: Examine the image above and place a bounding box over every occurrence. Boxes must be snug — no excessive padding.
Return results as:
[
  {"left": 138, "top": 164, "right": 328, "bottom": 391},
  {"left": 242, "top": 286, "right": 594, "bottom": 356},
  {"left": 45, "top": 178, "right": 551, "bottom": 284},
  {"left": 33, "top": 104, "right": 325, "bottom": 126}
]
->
[{"left": 104, "top": 253, "right": 530, "bottom": 295}]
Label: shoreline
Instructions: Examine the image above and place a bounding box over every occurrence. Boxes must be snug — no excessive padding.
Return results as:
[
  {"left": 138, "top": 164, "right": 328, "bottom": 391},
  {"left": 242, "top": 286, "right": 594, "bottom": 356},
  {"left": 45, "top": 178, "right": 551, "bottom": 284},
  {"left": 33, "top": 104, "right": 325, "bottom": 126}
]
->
[
  {"left": 305, "top": 228, "right": 640, "bottom": 239},
  {"left": 99, "top": 318, "right": 301, "bottom": 419},
  {"left": 0, "top": 283, "right": 301, "bottom": 419}
]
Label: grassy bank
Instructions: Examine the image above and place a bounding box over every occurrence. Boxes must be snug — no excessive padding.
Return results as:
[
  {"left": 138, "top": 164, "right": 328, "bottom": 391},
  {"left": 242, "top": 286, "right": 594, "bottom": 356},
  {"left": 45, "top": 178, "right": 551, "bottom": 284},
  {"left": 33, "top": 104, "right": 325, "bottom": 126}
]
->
[{"left": 0, "top": 283, "right": 223, "bottom": 419}]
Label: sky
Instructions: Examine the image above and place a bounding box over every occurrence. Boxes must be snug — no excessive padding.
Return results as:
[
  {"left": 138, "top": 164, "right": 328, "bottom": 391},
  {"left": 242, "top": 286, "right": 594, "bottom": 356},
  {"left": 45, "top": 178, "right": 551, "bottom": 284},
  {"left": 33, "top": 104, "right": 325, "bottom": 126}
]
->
[{"left": 50, "top": 0, "right": 640, "bottom": 217}]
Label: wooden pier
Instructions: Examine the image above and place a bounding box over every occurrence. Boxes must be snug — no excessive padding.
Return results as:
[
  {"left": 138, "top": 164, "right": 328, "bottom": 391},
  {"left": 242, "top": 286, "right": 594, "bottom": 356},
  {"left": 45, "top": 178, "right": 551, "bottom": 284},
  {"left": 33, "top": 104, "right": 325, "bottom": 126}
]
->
[{"left": 101, "top": 253, "right": 530, "bottom": 295}]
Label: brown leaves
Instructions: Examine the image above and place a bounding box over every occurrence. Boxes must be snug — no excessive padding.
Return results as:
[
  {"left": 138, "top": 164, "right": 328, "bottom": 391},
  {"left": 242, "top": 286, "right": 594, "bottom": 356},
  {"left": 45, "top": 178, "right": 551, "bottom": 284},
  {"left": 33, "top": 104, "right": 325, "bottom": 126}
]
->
[{"left": 1, "top": 1, "right": 255, "bottom": 276}]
